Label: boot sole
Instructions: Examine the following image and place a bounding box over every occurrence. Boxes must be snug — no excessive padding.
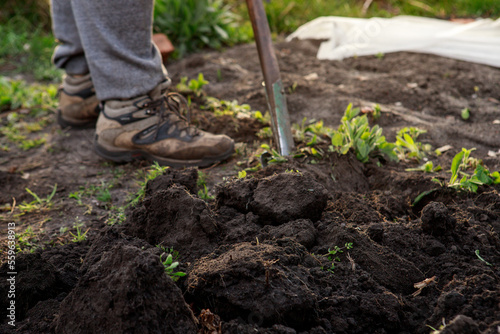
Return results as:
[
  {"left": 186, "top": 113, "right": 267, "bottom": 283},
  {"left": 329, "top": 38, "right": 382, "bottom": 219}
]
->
[
  {"left": 93, "top": 135, "right": 235, "bottom": 168},
  {"left": 57, "top": 108, "right": 98, "bottom": 130}
]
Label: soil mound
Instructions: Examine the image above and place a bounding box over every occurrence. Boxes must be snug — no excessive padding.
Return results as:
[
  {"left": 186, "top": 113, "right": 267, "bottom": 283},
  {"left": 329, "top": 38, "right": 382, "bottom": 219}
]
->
[
  {"left": 217, "top": 172, "right": 329, "bottom": 224},
  {"left": 125, "top": 184, "right": 220, "bottom": 260},
  {"left": 54, "top": 229, "right": 198, "bottom": 334},
  {"left": 186, "top": 240, "right": 318, "bottom": 330}
]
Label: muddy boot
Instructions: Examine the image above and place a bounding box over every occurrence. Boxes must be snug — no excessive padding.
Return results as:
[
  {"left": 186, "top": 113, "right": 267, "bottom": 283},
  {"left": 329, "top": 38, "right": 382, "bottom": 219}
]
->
[
  {"left": 57, "top": 73, "right": 100, "bottom": 129},
  {"left": 94, "top": 80, "right": 235, "bottom": 167}
]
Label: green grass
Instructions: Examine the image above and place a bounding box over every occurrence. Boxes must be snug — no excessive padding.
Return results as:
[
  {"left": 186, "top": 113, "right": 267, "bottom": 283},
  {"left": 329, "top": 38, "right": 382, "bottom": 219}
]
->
[
  {"left": 0, "top": 17, "right": 61, "bottom": 81},
  {"left": 227, "top": 0, "right": 499, "bottom": 35}
]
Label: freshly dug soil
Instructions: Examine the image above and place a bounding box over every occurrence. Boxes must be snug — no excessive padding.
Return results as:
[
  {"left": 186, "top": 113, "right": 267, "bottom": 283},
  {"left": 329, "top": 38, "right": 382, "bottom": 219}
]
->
[{"left": 1, "top": 39, "right": 500, "bottom": 333}]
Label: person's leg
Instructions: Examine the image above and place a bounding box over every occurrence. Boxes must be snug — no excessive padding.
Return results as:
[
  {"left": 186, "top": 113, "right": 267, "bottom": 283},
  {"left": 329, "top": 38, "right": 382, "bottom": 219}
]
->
[
  {"left": 51, "top": 0, "right": 88, "bottom": 75},
  {"left": 70, "top": 0, "right": 165, "bottom": 101},
  {"left": 50, "top": 0, "right": 99, "bottom": 128},
  {"left": 66, "top": 0, "right": 234, "bottom": 166}
]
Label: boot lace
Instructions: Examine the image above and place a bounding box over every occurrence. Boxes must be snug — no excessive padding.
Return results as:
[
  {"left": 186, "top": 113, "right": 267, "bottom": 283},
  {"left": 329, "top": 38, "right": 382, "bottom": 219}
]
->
[{"left": 142, "top": 93, "right": 199, "bottom": 139}]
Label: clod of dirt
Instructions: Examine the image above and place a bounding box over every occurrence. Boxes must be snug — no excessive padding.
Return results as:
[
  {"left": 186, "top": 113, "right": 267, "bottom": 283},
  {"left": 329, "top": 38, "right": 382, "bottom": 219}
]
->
[
  {"left": 54, "top": 229, "right": 198, "bottom": 333},
  {"left": 423, "top": 238, "right": 446, "bottom": 256},
  {"left": 250, "top": 173, "right": 329, "bottom": 224},
  {"left": 0, "top": 252, "right": 65, "bottom": 321},
  {"left": 125, "top": 184, "right": 219, "bottom": 259},
  {"left": 216, "top": 177, "right": 259, "bottom": 213},
  {"left": 428, "top": 273, "right": 500, "bottom": 330},
  {"left": 366, "top": 223, "right": 384, "bottom": 243},
  {"left": 145, "top": 167, "right": 198, "bottom": 196},
  {"left": 187, "top": 240, "right": 318, "bottom": 330},
  {"left": 315, "top": 226, "right": 423, "bottom": 294},
  {"left": 259, "top": 219, "right": 317, "bottom": 248},
  {"left": 421, "top": 202, "right": 456, "bottom": 236},
  {"left": 440, "top": 315, "right": 480, "bottom": 334},
  {"left": 9, "top": 298, "right": 61, "bottom": 333}
]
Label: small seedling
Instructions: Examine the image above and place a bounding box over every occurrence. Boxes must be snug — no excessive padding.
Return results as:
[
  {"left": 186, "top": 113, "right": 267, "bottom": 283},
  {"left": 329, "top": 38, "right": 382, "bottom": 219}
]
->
[
  {"left": 18, "top": 184, "right": 57, "bottom": 213},
  {"left": 238, "top": 170, "right": 247, "bottom": 179},
  {"left": 160, "top": 252, "right": 187, "bottom": 282},
  {"left": 96, "top": 181, "right": 112, "bottom": 203},
  {"left": 260, "top": 144, "right": 288, "bottom": 167},
  {"left": 323, "top": 242, "right": 354, "bottom": 273},
  {"left": 176, "top": 73, "right": 209, "bottom": 97},
  {"left": 15, "top": 226, "right": 38, "bottom": 253},
  {"left": 198, "top": 184, "right": 214, "bottom": 200},
  {"left": 406, "top": 161, "right": 442, "bottom": 173},
  {"left": 475, "top": 250, "right": 492, "bottom": 266},
  {"left": 69, "top": 224, "right": 89, "bottom": 242},
  {"left": 461, "top": 108, "right": 470, "bottom": 120},
  {"left": 447, "top": 148, "right": 499, "bottom": 192},
  {"left": 394, "top": 127, "right": 431, "bottom": 162}
]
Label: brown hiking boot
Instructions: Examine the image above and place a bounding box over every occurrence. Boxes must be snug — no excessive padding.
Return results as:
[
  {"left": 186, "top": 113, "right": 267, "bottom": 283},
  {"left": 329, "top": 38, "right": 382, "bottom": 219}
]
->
[
  {"left": 94, "top": 80, "right": 234, "bottom": 167},
  {"left": 57, "top": 73, "right": 99, "bottom": 128}
]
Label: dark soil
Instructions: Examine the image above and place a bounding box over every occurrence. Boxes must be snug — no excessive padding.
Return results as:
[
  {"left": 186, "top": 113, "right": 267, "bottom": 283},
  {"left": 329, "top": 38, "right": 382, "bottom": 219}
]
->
[{"left": 1, "top": 38, "right": 500, "bottom": 333}]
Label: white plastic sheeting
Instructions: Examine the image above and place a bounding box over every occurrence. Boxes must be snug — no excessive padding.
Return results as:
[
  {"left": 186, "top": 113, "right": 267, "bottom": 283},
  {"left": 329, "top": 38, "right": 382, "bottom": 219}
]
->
[{"left": 286, "top": 16, "right": 500, "bottom": 68}]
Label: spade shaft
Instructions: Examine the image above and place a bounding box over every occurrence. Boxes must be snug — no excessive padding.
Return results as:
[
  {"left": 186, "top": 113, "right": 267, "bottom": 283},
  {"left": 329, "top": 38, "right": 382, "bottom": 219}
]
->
[{"left": 246, "top": 0, "right": 295, "bottom": 156}]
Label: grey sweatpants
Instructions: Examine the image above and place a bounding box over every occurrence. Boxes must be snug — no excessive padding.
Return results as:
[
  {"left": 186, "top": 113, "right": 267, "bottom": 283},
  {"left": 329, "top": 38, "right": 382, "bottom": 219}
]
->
[{"left": 50, "top": 0, "right": 166, "bottom": 101}]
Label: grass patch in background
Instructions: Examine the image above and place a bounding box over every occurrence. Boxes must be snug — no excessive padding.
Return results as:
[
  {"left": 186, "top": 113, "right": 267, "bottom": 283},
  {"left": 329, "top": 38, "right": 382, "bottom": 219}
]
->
[
  {"left": 0, "top": 17, "right": 61, "bottom": 82},
  {"left": 0, "top": 0, "right": 498, "bottom": 80},
  {"left": 227, "top": 0, "right": 500, "bottom": 35}
]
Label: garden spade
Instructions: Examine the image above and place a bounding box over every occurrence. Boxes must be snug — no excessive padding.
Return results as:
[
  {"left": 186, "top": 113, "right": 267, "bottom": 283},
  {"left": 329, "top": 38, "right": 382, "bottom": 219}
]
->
[{"left": 246, "top": 0, "right": 295, "bottom": 156}]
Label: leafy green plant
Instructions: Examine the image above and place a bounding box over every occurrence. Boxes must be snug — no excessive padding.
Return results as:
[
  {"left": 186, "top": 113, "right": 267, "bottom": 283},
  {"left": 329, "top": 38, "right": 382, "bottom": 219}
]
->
[
  {"left": 293, "top": 117, "right": 332, "bottom": 144},
  {"left": 15, "top": 226, "right": 38, "bottom": 253},
  {"left": 323, "top": 242, "right": 354, "bottom": 273},
  {"left": 406, "top": 161, "right": 442, "bottom": 173},
  {"left": 153, "top": 0, "right": 241, "bottom": 57},
  {"left": 160, "top": 252, "right": 187, "bottom": 282},
  {"left": 198, "top": 184, "right": 214, "bottom": 200},
  {"left": 18, "top": 184, "right": 57, "bottom": 213},
  {"left": 203, "top": 96, "right": 254, "bottom": 117},
  {"left": 330, "top": 104, "right": 396, "bottom": 163},
  {"left": 19, "top": 137, "right": 46, "bottom": 151},
  {"left": 260, "top": 143, "right": 288, "bottom": 166},
  {"left": 394, "top": 127, "right": 431, "bottom": 162},
  {"left": 252, "top": 110, "right": 271, "bottom": 124},
  {"left": 414, "top": 148, "right": 500, "bottom": 205},
  {"left": 69, "top": 224, "right": 89, "bottom": 242},
  {"left": 447, "top": 148, "right": 499, "bottom": 192},
  {"left": 176, "top": 73, "right": 209, "bottom": 97}
]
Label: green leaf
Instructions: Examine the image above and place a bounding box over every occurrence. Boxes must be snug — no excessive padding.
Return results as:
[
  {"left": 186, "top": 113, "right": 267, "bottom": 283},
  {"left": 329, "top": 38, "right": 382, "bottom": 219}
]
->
[
  {"left": 461, "top": 108, "right": 470, "bottom": 120},
  {"left": 331, "top": 132, "right": 344, "bottom": 147},
  {"left": 450, "top": 150, "right": 465, "bottom": 183},
  {"left": 413, "top": 189, "right": 437, "bottom": 206}
]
